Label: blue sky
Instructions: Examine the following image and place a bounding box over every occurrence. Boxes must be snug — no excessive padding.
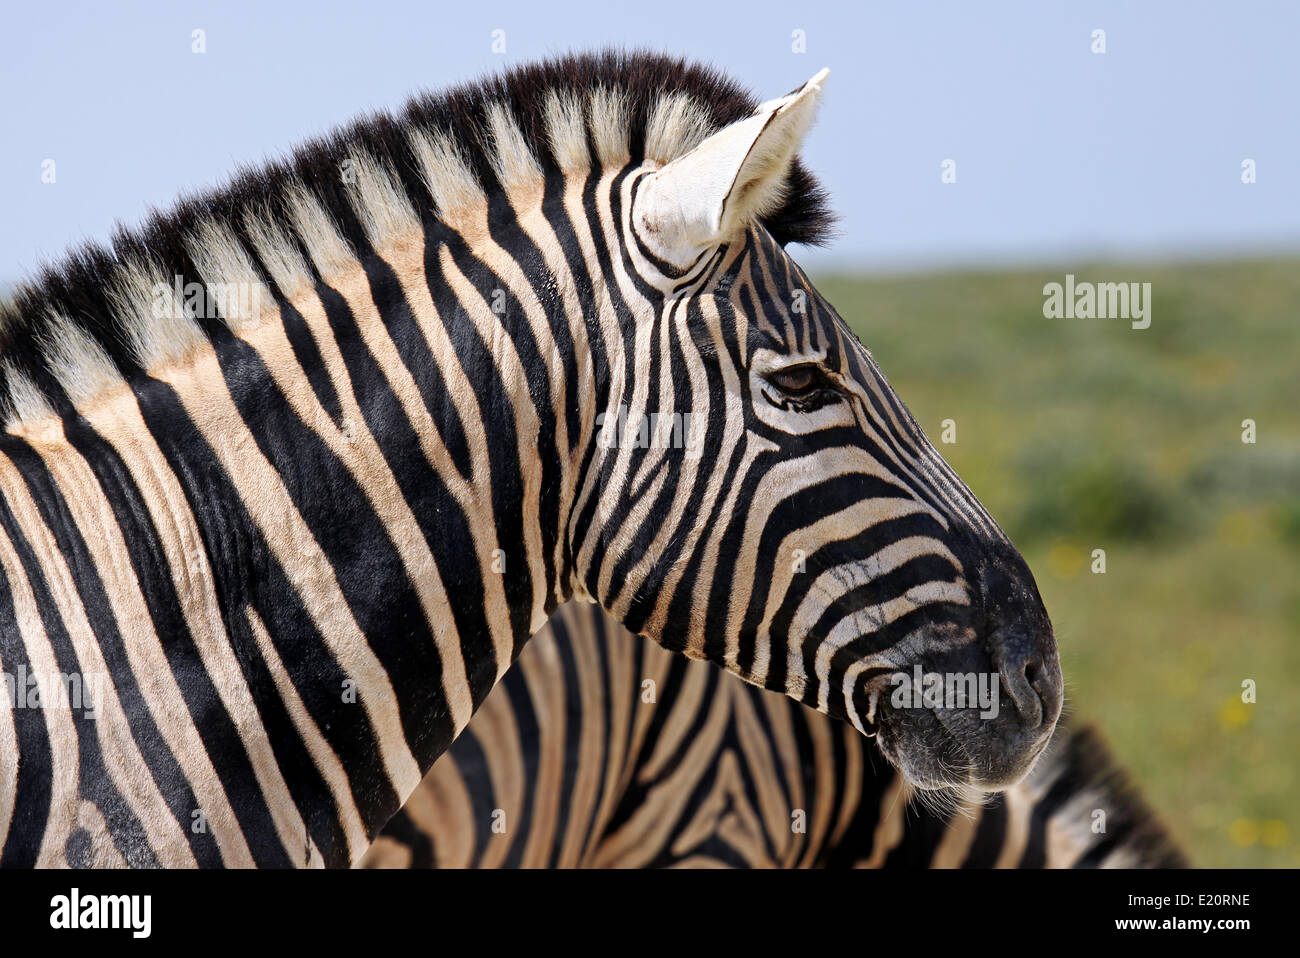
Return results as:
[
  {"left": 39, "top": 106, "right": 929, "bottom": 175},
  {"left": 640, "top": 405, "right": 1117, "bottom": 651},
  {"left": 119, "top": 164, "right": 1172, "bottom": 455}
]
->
[{"left": 1, "top": 0, "right": 1296, "bottom": 279}]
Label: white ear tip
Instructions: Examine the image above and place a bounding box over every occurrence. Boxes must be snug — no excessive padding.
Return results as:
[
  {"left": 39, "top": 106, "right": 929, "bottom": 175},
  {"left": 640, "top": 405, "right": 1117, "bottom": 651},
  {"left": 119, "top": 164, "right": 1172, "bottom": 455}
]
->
[{"left": 760, "top": 68, "right": 830, "bottom": 115}]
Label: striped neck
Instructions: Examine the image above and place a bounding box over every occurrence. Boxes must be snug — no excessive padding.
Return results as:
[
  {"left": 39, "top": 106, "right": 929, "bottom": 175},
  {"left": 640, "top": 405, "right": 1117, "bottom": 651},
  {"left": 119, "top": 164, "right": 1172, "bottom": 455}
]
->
[
  {"left": 165, "top": 179, "right": 604, "bottom": 850},
  {"left": 0, "top": 171, "right": 612, "bottom": 867}
]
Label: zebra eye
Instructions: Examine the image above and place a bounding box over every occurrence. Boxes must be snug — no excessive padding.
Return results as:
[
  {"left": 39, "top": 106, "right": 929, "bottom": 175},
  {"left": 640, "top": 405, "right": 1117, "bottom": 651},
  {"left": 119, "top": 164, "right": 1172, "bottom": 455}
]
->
[{"left": 769, "top": 364, "right": 820, "bottom": 396}]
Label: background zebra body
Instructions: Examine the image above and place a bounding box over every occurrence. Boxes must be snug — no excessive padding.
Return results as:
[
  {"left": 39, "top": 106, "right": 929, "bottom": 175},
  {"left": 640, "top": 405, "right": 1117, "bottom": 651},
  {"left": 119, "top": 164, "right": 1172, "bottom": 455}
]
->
[{"left": 366, "top": 602, "right": 1185, "bottom": 868}]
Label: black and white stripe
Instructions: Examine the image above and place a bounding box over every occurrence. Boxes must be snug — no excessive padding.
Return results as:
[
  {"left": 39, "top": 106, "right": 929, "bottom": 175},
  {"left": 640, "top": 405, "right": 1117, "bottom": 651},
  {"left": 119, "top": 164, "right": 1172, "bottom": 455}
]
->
[{"left": 366, "top": 602, "right": 1185, "bottom": 869}]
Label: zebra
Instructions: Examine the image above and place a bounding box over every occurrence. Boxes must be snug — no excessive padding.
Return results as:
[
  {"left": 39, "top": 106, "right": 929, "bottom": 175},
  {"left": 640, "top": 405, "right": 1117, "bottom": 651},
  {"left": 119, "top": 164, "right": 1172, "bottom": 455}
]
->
[
  {"left": 0, "top": 51, "right": 1061, "bottom": 867},
  {"left": 365, "top": 601, "right": 1185, "bottom": 869}
]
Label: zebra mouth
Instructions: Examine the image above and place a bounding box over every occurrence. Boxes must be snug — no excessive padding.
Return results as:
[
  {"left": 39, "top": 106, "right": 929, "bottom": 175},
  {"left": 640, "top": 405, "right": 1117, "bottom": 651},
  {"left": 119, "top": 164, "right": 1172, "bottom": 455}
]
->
[
  {"left": 871, "top": 704, "right": 977, "bottom": 790},
  {"left": 872, "top": 701, "right": 1056, "bottom": 792},
  {"left": 862, "top": 668, "right": 1055, "bottom": 791}
]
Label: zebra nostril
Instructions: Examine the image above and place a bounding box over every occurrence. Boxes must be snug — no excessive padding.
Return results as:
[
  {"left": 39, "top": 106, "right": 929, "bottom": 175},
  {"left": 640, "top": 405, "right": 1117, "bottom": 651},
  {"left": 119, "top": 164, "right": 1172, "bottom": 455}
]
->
[
  {"left": 995, "top": 638, "right": 1058, "bottom": 730},
  {"left": 966, "top": 540, "right": 1062, "bottom": 733}
]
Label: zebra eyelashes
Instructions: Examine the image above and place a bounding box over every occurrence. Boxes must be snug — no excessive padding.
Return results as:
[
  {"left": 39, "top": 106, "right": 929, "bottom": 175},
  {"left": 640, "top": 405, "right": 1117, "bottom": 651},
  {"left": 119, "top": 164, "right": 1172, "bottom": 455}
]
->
[
  {"left": 762, "top": 362, "right": 841, "bottom": 411},
  {"left": 769, "top": 364, "right": 818, "bottom": 394}
]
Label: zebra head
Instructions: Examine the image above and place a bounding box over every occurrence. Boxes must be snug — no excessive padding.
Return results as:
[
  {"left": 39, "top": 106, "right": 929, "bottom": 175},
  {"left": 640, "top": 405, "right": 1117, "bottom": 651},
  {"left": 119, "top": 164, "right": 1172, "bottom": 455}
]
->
[{"left": 578, "top": 69, "right": 1062, "bottom": 790}]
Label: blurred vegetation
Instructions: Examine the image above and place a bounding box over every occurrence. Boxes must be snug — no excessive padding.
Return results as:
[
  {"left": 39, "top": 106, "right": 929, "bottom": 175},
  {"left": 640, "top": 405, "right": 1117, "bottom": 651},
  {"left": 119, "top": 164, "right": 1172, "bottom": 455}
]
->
[{"left": 816, "top": 259, "right": 1299, "bottom": 867}]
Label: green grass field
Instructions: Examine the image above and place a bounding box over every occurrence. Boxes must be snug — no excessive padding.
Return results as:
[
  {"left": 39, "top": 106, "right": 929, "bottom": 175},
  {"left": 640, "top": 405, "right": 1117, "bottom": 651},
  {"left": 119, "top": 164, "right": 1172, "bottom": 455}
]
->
[{"left": 816, "top": 259, "right": 1299, "bottom": 867}]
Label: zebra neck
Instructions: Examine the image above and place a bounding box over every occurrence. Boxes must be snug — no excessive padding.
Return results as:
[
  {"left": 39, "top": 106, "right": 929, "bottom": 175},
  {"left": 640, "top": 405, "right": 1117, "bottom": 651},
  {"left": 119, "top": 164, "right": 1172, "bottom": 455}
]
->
[
  {"left": 0, "top": 211, "right": 598, "bottom": 864},
  {"left": 201, "top": 218, "right": 589, "bottom": 829}
]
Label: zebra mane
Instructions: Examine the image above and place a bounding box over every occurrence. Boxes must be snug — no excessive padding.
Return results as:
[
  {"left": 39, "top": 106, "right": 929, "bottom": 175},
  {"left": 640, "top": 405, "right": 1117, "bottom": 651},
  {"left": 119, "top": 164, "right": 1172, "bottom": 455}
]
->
[{"left": 0, "top": 49, "right": 835, "bottom": 430}]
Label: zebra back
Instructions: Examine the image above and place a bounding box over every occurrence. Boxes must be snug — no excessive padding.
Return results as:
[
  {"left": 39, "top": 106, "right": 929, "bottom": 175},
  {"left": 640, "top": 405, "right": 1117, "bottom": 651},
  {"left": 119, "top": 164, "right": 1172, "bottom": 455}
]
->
[{"left": 364, "top": 602, "right": 1185, "bottom": 868}]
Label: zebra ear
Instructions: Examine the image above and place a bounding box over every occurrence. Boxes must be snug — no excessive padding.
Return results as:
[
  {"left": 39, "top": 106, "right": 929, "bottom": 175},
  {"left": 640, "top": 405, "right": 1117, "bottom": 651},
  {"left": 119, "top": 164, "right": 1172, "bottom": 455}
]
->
[{"left": 635, "top": 68, "right": 828, "bottom": 268}]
